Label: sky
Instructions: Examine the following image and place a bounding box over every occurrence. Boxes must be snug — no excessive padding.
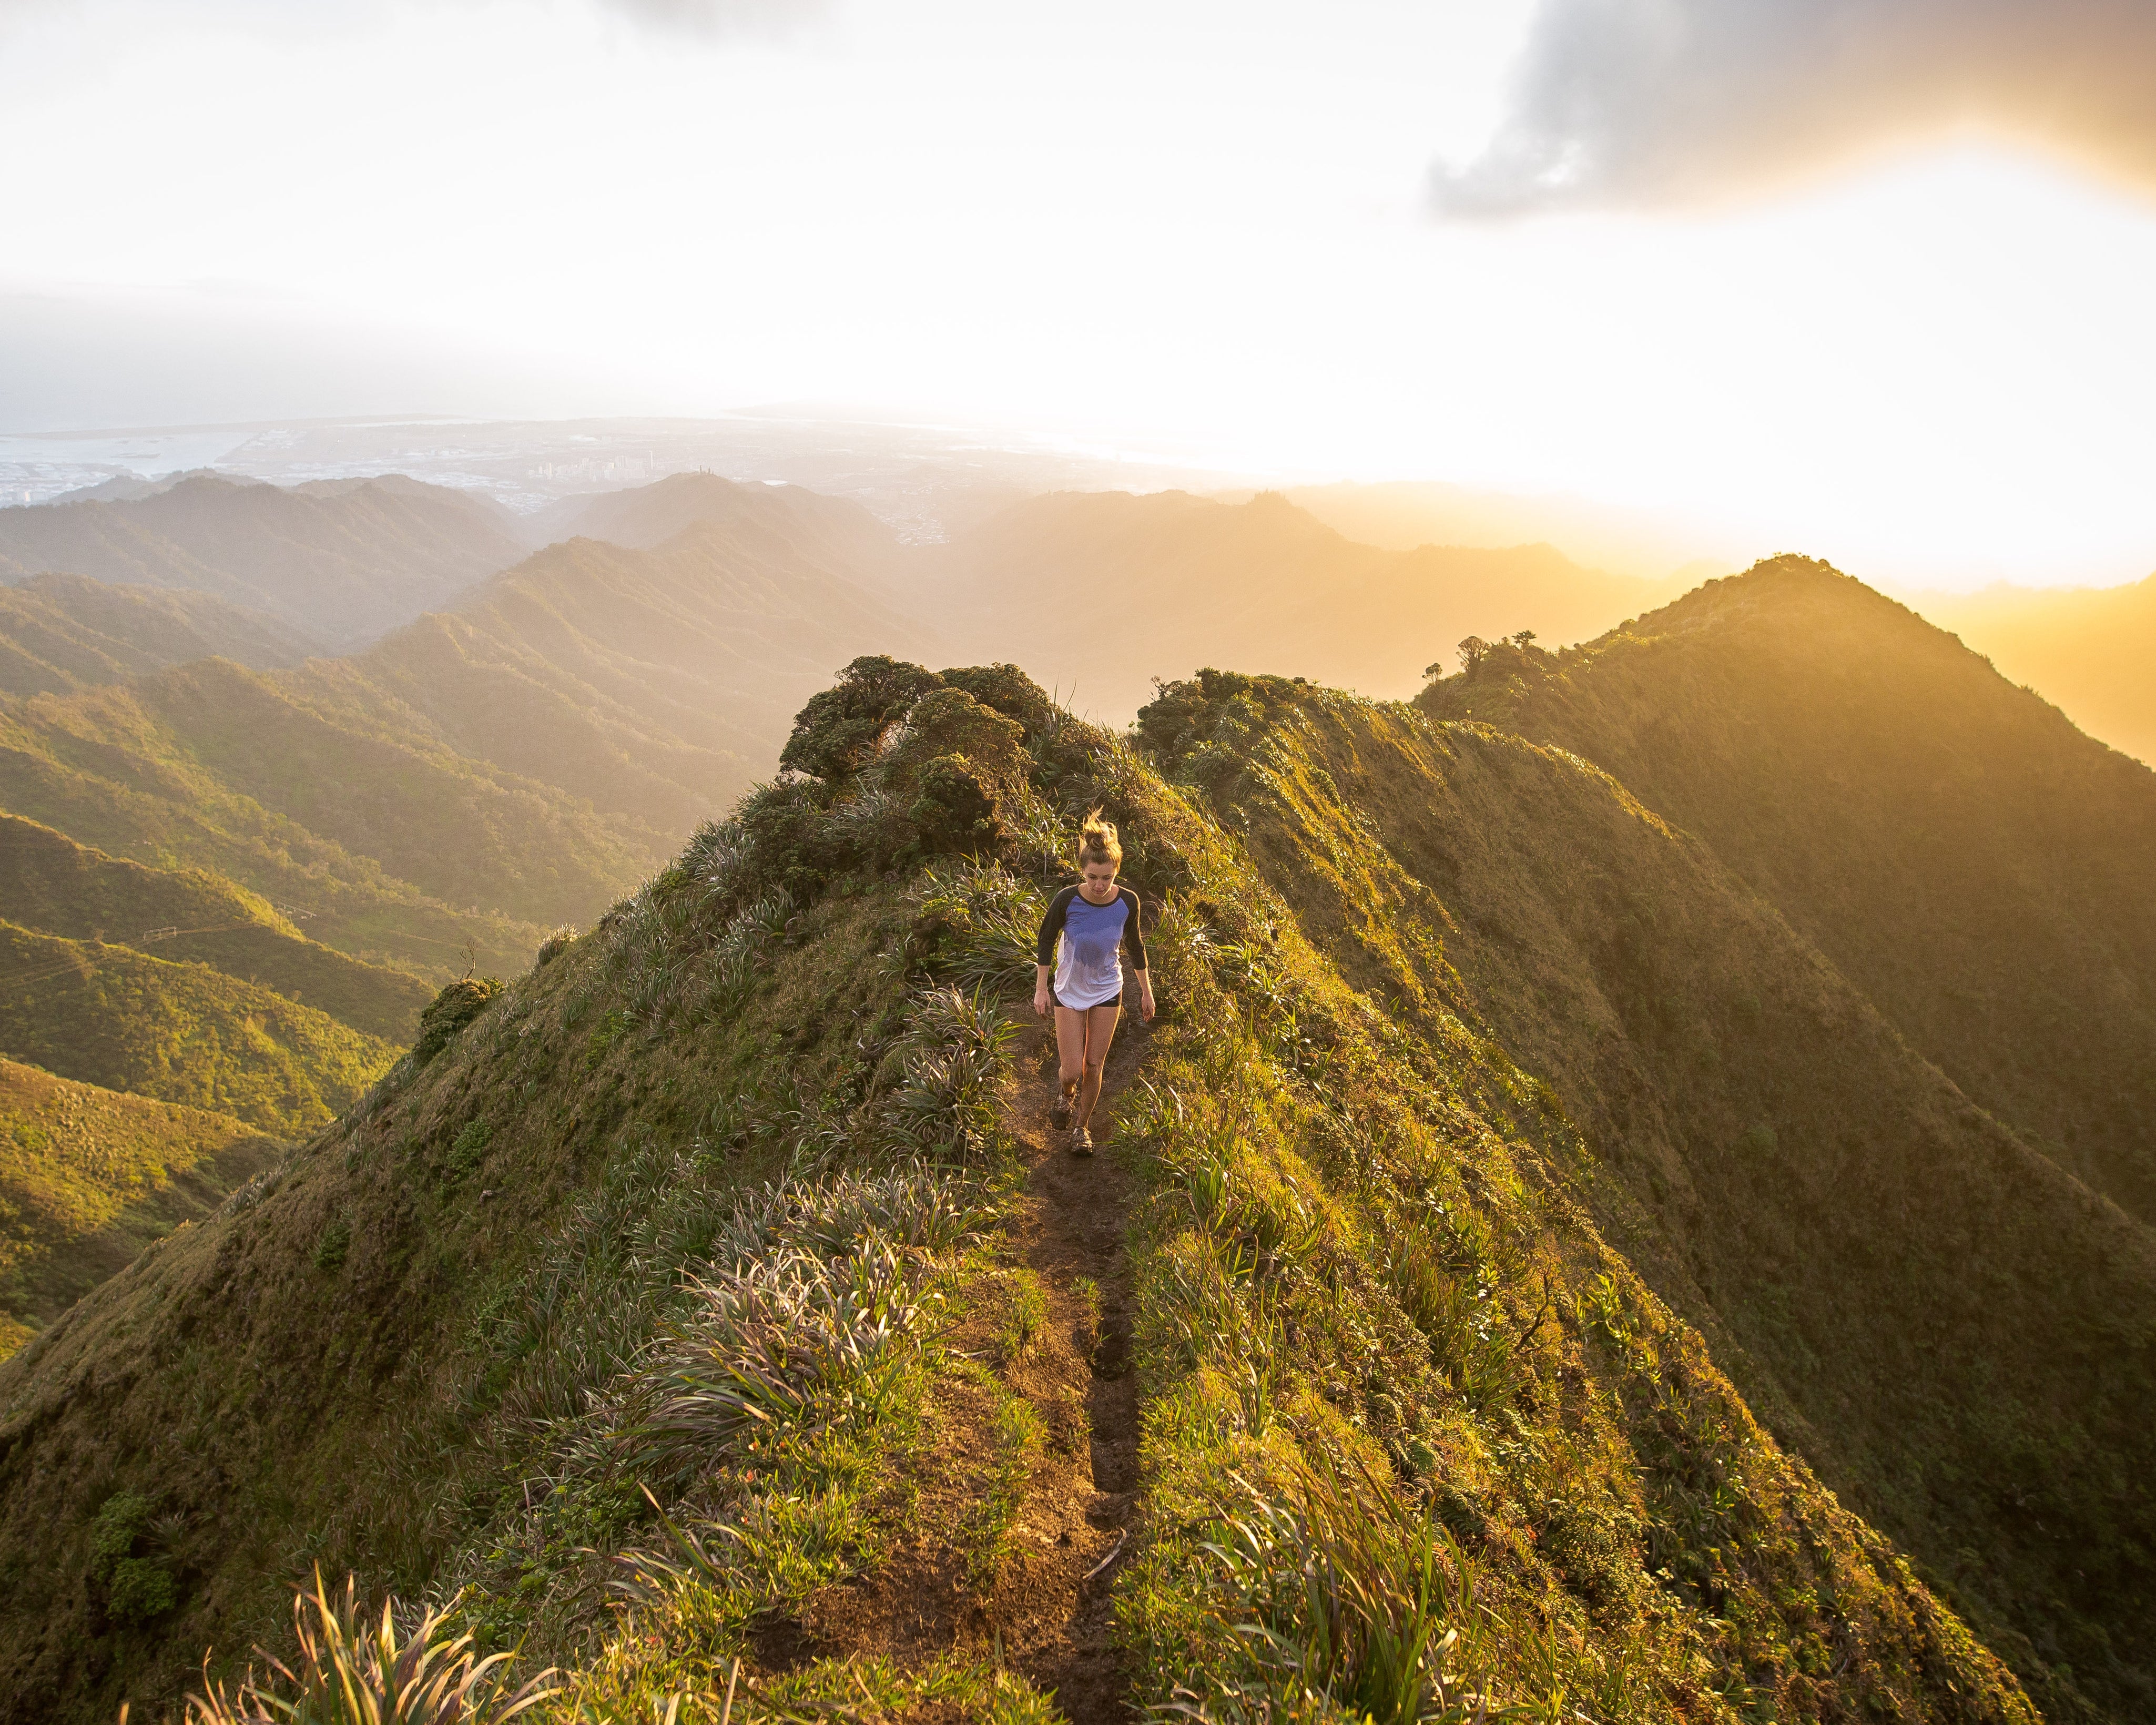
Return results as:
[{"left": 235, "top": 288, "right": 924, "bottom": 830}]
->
[{"left": 3, "top": 0, "right": 2154, "bottom": 588}]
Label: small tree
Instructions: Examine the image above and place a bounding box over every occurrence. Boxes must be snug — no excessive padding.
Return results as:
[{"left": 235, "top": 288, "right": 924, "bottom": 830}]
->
[
  {"left": 1511, "top": 630, "right": 1538, "bottom": 650},
  {"left": 1456, "top": 637, "right": 1492, "bottom": 676}
]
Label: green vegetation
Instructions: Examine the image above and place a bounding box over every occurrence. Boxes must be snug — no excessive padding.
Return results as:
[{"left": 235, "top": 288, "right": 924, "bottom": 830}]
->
[
  {"left": 1142, "top": 662, "right": 2155, "bottom": 1721},
  {"left": 0, "top": 921, "right": 397, "bottom": 1134},
  {"left": 0, "top": 812, "right": 431, "bottom": 1041},
  {"left": 0, "top": 571, "right": 320, "bottom": 698},
  {"left": 0, "top": 1057, "right": 278, "bottom": 1354},
  {"left": 189, "top": 1571, "right": 557, "bottom": 1725},
  {"left": 1416, "top": 553, "right": 2156, "bottom": 1232},
  {"left": 0, "top": 652, "right": 2120, "bottom": 1725},
  {"left": 0, "top": 677, "right": 560, "bottom": 982},
  {"left": 0, "top": 472, "right": 523, "bottom": 651}
]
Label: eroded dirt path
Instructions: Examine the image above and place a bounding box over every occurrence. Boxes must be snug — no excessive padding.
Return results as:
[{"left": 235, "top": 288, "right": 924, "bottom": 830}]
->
[
  {"left": 995, "top": 1010, "right": 1149, "bottom": 1723},
  {"left": 790, "top": 1008, "right": 1151, "bottom": 1723}
]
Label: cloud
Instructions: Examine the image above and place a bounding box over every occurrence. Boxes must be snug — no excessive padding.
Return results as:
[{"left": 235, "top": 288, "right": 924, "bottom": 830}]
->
[{"left": 1435, "top": 0, "right": 2156, "bottom": 214}]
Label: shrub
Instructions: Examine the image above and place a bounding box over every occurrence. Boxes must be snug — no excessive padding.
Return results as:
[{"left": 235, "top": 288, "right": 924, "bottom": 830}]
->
[
  {"left": 413, "top": 977, "right": 504, "bottom": 1066},
  {"left": 534, "top": 927, "right": 576, "bottom": 967},
  {"left": 448, "top": 1120, "right": 493, "bottom": 1181},
  {"left": 909, "top": 754, "right": 1006, "bottom": 856},
  {"left": 937, "top": 662, "right": 1056, "bottom": 738},
  {"left": 314, "top": 1217, "right": 352, "bottom": 1273},
  {"left": 90, "top": 1491, "right": 177, "bottom": 1625},
  {"left": 185, "top": 1569, "right": 555, "bottom": 1724},
  {"left": 779, "top": 655, "right": 944, "bottom": 782}
]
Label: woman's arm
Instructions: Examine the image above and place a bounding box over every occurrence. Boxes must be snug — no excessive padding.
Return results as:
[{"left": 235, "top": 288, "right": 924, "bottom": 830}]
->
[
  {"left": 1122, "top": 889, "right": 1156, "bottom": 1021},
  {"left": 1034, "top": 888, "right": 1073, "bottom": 1018}
]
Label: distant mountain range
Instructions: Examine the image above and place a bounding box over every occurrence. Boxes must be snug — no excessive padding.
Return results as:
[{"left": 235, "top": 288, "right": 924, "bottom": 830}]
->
[
  {"left": 925, "top": 488, "right": 1683, "bottom": 718},
  {"left": 0, "top": 474, "right": 526, "bottom": 650}
]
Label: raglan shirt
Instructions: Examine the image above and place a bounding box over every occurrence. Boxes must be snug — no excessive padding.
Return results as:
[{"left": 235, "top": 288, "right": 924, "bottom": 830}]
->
[{"left": 1035, "top": 885, "right": 1146, "bottom": 1009}]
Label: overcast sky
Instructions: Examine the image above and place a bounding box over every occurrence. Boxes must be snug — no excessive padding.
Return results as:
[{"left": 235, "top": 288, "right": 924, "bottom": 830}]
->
[{"left": 4, "top": 0, "right": 2154, "bottom": 586}]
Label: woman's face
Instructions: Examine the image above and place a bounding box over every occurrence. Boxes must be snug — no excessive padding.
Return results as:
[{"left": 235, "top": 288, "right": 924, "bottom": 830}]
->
[{"left": 1080, "top": 859, "right": 1117, "bottom": 898}]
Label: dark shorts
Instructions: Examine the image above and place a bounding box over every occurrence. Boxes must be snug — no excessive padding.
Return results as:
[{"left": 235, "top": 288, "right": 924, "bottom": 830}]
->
[{"left": 1054, "top": 992, "right": 1122, "bottom": 1012}]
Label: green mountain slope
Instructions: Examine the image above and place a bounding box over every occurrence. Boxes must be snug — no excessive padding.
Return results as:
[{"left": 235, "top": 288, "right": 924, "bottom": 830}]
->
[
  {"left": 0, "top": 812, "right": 431, "bottom": 1042},
  {"left": 306, "top": 509, "right": 938, "bottom": 834},
  {"left": 0, "top": 1058, "right": 278, "bottom": 1357},
  {"left": 0, "top": 474, "right": 523, "bottom": 650},
  {"left": 1, "top": 656, "right": 653, "bottom": 956},
  {"left": 1916, "top": 571, "right": 2156, "bottom": 767},
  {"left": 1141, "top": 667, "right": 2155, "bottom": 1720},
  {"left": 1416, "top": 555, "right": 2156, "bottom": 1233},
  {"left": 0, "top": 572, "right": 321, "bottom": 698},
  {"left": 925, "top": 488, "right": 1676, "bottom": 718},
  {"left": 0, "top": 659, "right": 2059, "bottom": 1725},
  {"left": 0, "top": 921, "right": 398, "bottom": 1135}
]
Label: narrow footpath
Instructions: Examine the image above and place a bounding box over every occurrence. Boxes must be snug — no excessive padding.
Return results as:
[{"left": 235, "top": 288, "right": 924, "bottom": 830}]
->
[{"left": 786, "top": 1008, "right": 1151, "bottom": 1723}]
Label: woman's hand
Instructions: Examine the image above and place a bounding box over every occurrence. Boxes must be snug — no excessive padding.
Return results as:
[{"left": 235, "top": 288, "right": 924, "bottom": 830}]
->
[
  {"left": 1140, "top": 979, "right": 1157, "bottom": 1023},
  {"left": 1034, "top": 983, "right": 1052, "bottom": 1018}
]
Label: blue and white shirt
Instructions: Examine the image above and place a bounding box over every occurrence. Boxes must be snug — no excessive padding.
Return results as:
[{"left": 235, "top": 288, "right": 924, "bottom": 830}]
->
[{"left": 1035, "top": 884, "right": 1147, "bottom": 1009}]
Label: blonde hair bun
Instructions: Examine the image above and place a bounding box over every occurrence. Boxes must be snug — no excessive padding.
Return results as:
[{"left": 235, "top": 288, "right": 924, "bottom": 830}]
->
[{"left": 1077, "top": 808, "right": 1123, "bottom": 868}]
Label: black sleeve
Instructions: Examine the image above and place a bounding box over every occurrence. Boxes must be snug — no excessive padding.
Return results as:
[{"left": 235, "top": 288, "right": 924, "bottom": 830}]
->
[
  {"left": 1035, "top": 886, "right": 1077, "bottom": 966},
  {"left": 1119, "top": 888, "right": 1148, "bottom": 971}
]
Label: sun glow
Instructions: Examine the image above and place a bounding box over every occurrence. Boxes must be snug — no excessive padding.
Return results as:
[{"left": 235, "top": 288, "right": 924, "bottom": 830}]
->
[{"left": 2, "top": 0, "right": 2152, "bottom": 587}]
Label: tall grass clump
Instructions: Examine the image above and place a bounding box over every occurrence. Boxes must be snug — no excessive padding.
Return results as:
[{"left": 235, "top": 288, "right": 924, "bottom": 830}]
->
[
  {"left": 1183, "top": 1464, "right": 1493, "bottom": 1725},
  {"left": 186, "top": 1570, "right": 555, "bottom": 1724}
]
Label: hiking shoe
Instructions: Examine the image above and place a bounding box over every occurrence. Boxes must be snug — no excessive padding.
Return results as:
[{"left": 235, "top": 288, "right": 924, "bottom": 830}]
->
[
  {"left": 1050, "top": 1096, "right": 1073, "bottom": 1131},
  {"left": 1071, "top": 1126, "right": 1094, "bottom": 1156}
]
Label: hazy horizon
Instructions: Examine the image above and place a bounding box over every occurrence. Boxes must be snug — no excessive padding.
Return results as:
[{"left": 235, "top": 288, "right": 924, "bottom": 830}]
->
[{"left": 6, "top": 1, "right": 2156, "bottom": 591}]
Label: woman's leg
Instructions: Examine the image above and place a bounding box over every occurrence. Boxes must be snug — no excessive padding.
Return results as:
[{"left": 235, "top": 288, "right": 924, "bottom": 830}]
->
[
  {"left": 1053, "top": 1004, "right": 1089, "bottom": 1119},
  {"left": 1073, "top": 1000, "right": 1122, "bottom": 1130}
]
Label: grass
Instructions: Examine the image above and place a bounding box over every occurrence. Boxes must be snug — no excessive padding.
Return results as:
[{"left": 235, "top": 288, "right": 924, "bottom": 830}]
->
[
  {"left": 185, "top": 1569, "right": 557, "bottom": 1725},
  {"left": 1135, "top": 664, "right": 2149, "bottom": 1721},
  {"left": 0, "top": 656, "right": 2071, "bottom": 1725},
  {"left": 0, "top": 1057, "right": 279, "bottom": 1353},
  {"left": 0, "top": 919, "right": 398, "bottom": 1135},
  {"left": 0, "top": 810, "right": 433, "bottom": 1041}
]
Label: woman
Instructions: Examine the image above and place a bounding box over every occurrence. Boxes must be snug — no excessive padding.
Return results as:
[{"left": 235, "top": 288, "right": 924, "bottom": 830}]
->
[{"left": 1034, "top": 811, "right": 1155, "bottom": 1154}]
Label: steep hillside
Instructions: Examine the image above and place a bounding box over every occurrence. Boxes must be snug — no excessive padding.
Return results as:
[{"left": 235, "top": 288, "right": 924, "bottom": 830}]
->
[
  {"left": 305, "top": 511, "right": 938, "bottom": 834},
  {"left": 926, "top": 489, "right": 1674, "bottom": 718},
  {"left": 0, "top": 921, "right": 398, "bottom": 1135},
  {"left": 1, "top": 657, "right": 656, "bottom": 951},
  {"left": 0, "top": 813, "right": 431, "bottom": 1041},
  {"left": 1917, "top": 572, "right": 2156, "bottom": 766},
  {"left": 1141, "top": 669, "right": 2156, "bottom": 1720},
  {"left": 0, "top": 474, "right": 523, "bottom": 649},
  {"left": 0, "top": 573, "right": 320, "bottom": 697},
  {"left": 0, "top": 1058, "right": 277, "bottom": 1357},
  {"left": 0, "top": 659, "right": 2056, "bottom": 1725},
  {"left": 1417, "top": 556, "right": 2156, "bottom": 1232}
]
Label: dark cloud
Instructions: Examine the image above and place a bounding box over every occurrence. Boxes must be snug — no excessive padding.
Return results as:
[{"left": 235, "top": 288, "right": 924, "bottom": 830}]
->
[{"left": 1436, "top": 0, "right": 2156, "bottom": 214}]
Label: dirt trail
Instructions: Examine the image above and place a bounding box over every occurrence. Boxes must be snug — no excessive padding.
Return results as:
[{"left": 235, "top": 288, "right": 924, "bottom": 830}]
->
[
  {"left": 994, "top": 1009, "right": 1150, "bottom": 1723},
  {"left": 787, "top": 1007, "right": 1152, "bottom": 1722}
]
